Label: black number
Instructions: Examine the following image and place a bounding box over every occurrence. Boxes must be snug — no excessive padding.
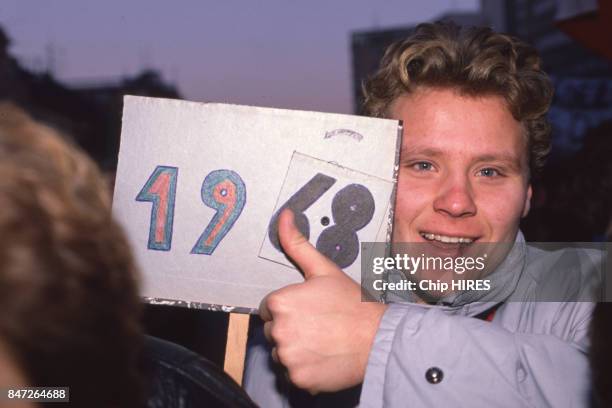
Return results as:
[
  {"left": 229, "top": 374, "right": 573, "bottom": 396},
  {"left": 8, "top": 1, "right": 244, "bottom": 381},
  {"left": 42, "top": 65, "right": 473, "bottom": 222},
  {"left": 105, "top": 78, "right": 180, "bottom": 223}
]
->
[
  {"left": 269, "top": 175, "right": 375, "bottom": 268},
  {"left": 316, "top": 184, "right": 375, "bottom": 268},
  {"left": 268, "top": 173, "right": 336, "bottom": 251}
]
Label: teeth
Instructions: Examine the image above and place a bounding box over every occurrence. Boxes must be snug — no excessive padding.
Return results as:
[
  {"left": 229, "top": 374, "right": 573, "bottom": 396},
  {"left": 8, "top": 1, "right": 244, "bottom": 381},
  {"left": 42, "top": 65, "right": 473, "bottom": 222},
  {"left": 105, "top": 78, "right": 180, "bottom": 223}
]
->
[{"left": 421, "top": 233, "right": 473, "bottom": 244}]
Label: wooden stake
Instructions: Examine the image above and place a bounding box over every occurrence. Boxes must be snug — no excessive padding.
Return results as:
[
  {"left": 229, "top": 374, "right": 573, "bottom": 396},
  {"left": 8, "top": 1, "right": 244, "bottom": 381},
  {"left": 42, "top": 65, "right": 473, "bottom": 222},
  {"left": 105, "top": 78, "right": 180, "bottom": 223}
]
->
[{"left": 224, "top": 312, "right": 250, "bottom": 385}]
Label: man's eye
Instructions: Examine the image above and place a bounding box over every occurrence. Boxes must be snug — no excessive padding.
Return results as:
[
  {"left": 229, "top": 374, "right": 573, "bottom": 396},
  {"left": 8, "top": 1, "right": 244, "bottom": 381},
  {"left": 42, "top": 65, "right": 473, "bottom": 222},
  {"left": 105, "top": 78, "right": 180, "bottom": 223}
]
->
[
  {"left": 412, "top": 162, "right": 433, "bottom": 171},
  {"left": 478, "top": 168, "right": 500, "bottom": 177}
]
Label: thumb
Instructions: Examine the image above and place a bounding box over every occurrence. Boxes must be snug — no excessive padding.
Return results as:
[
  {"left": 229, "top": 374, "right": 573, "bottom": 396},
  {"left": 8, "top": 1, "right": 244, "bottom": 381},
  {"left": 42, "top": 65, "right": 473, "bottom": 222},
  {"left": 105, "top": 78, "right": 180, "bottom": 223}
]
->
[{"left": 278, "top": 208, "right": 340, "bottom": 280}]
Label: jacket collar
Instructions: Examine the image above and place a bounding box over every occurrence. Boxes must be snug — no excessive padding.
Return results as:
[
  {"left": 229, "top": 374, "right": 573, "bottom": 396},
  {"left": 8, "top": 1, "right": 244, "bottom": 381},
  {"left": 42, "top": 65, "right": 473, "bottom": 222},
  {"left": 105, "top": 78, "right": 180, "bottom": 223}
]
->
[{"left": 386, "top": 231, "right": 527, "bottom": 317}]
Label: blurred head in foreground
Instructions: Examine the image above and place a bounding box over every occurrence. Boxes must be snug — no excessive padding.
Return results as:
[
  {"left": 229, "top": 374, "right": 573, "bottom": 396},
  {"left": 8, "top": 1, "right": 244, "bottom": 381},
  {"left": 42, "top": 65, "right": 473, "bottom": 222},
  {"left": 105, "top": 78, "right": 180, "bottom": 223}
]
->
[{"left": 0, "top": 103, "right": 143, "bottom": 407}]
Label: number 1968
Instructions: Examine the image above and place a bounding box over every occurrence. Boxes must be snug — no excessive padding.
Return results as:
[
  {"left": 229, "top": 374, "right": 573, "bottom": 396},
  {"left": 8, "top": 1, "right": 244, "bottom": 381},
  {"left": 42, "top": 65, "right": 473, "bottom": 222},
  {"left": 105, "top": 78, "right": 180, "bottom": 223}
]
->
[{"left": 136, "top": 165, "right": 374, "bottom": 267}]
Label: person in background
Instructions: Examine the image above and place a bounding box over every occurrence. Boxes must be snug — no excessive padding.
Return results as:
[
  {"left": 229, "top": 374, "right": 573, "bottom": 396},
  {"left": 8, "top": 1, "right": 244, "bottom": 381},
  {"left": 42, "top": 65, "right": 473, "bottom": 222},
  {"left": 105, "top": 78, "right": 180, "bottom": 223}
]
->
[{"left": 0, "top": 102, "right": 144, "bottom": 407}]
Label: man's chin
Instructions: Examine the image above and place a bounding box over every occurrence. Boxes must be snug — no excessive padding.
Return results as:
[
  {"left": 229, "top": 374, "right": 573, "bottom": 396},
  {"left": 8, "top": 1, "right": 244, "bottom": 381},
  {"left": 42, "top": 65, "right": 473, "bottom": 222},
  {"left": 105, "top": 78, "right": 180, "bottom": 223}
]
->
[
  {"left": 405, "top": 269, "right": 453, "bottom": 300},
  {"left": 419, "top": 239, "right": 474, "bottom": 258},
  {"left": 391, "top": 239, "right": 484, "bottom": 262},
  {"left": 391, "top": 240, "right": 515, "bottom": 284}
]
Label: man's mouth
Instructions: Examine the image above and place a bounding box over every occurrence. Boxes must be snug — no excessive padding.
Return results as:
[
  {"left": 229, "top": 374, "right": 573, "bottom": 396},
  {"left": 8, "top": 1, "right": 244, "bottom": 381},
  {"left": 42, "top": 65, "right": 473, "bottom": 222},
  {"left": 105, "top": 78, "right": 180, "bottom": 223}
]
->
[{"left": 420, "top": 232, "right": 476, "bottom": 244}]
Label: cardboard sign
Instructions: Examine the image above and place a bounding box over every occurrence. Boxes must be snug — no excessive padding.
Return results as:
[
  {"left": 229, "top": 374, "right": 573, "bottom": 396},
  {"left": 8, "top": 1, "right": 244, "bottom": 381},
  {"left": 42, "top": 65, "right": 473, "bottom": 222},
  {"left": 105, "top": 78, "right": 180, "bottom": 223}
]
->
[{"left": 112, "top": 96, "right": 401, "bottom": 312}]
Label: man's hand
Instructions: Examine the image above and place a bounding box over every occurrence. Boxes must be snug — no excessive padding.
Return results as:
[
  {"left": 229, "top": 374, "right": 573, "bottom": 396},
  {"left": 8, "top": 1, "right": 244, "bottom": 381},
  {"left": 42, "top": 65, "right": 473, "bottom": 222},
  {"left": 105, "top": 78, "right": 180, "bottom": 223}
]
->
[{"left": 259, "top": 209, "right": 387, "bottom": 394}]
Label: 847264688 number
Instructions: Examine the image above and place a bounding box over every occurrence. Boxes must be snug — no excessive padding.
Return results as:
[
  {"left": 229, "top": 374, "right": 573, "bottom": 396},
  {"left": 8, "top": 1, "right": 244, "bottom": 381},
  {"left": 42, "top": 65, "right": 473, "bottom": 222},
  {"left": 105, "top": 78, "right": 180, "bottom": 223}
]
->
[{"left": 3, "top": 387, "right": 69, "bottom": 402}]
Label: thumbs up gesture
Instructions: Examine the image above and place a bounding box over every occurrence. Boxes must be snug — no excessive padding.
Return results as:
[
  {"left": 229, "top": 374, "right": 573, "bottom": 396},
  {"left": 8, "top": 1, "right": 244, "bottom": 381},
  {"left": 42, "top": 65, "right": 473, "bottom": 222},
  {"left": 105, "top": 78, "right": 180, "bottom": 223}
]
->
[{"left": 259, "top": 209, "right": 387, "bottom": 394}]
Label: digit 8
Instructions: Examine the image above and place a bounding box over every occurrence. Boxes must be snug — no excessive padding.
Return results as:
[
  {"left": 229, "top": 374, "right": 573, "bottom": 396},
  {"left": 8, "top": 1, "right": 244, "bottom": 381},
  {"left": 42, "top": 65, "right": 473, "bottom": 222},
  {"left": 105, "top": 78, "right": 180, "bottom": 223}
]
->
[{"left": 316, "top": 184, "right": 375, "bottom": 268}]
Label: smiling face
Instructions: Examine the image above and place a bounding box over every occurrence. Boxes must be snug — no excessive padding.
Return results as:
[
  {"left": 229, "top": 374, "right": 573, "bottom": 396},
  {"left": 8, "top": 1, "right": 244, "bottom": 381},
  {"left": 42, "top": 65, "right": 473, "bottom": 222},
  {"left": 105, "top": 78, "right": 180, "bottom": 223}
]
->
[{"left": 391, "top": 87, "right": 532, "bottom": 249}]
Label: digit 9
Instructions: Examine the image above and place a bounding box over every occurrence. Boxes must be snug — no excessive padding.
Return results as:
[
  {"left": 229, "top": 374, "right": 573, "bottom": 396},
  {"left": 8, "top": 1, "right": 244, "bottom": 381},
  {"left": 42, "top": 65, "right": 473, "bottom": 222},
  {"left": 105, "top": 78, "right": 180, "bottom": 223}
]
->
[{"left": 191, "top": 169, "right": 246, "bottom": 255}]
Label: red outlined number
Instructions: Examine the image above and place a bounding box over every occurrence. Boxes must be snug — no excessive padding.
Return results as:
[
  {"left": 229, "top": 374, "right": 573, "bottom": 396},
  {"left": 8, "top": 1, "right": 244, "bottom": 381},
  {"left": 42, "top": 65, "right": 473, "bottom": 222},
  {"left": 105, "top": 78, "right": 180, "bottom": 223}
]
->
[
  {"left": 136, "top": 166, "right": 246, "bottom": 255},
  {"left": 191, "top": 169, "right": 247, "bottom": 255},
  {"left": 136, "top": 165, "right": 178, "bottom": 251}
]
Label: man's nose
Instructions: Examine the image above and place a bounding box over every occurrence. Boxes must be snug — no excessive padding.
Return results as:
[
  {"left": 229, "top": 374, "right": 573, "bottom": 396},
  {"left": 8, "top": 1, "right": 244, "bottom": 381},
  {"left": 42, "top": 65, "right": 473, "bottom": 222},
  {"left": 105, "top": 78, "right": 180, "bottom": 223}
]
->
[{"left": 433, "top": 174, "right": 477, "bottom": 218}]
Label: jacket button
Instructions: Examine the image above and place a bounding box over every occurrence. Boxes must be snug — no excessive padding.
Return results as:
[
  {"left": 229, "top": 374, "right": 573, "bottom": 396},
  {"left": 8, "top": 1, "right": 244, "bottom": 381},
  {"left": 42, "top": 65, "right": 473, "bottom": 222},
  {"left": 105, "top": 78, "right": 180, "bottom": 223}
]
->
[{"left": 425, "top": 367, "right": 443, "bottom": 384}]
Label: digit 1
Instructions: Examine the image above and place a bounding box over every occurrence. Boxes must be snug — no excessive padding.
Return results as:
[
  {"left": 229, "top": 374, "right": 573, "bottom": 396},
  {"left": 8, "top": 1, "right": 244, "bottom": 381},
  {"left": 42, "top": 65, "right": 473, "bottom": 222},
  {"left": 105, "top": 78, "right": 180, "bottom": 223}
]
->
[
  {"left": 268, "top": 173, "right": 337, "bottom": 251},
  {"left": 136, "top": 165, "right": 178, "bottom": 251},
  {"left": 191, "top": 169, "right": 246, "bottom": 255}
]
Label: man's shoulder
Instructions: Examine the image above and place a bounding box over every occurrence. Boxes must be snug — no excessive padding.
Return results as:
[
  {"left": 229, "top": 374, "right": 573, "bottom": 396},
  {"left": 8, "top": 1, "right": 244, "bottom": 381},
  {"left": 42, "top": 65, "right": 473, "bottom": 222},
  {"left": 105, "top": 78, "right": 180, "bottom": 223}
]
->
[
  {"left": 513, "top": 244, "right": 605, "bottom": 302},
  {"left": 525, "top": 244, "right": 604, "bottom": 268}
]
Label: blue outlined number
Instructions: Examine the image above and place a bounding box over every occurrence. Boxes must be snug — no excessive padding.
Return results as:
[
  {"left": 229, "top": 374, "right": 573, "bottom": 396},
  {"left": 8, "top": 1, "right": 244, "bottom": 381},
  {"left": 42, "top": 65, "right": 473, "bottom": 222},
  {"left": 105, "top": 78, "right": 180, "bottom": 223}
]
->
[
  {"left": 191, "top": 170, "right": 247, "bottom": 255},
  {"left": 136, "top": 165, "right": 178, "bottom": 251}
]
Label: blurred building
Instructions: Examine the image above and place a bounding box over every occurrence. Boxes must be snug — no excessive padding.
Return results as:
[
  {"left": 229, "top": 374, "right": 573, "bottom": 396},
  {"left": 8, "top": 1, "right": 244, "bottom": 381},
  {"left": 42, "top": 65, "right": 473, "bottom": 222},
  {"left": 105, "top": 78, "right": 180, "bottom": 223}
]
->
[
  {"left": 500, "top": 0, "right": 612, "bottom": 160},
  {"left": 351, "top": 0, "right": 612, "bottom": 160},
  {"left": 69, "top": 70, "right": 181, "bottom": 169},
  {"left": 0, "top": 26, "right": 180, "bottom": 169}
]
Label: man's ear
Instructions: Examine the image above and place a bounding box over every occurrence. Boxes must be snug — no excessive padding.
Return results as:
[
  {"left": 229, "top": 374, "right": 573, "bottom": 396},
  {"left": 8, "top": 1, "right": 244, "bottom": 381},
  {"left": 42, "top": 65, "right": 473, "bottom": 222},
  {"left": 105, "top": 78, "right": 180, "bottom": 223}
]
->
[{"left": 522, "top": 185, "right": 532, "bottom": 218}]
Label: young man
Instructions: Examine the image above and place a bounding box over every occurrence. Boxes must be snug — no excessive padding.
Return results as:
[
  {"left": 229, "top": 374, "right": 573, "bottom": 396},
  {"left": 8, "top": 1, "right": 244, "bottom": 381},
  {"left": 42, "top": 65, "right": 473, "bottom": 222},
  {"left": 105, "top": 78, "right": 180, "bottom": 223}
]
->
[{"left": 244, "top": 22, "right": 595, "bottom": 407}]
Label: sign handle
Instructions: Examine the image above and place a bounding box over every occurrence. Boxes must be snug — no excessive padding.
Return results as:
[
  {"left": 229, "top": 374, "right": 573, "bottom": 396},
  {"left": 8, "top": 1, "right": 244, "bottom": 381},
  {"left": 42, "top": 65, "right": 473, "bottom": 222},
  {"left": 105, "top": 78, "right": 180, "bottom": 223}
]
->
[{"left": 224, "top": 312, "right": 250, "bottom": 385}]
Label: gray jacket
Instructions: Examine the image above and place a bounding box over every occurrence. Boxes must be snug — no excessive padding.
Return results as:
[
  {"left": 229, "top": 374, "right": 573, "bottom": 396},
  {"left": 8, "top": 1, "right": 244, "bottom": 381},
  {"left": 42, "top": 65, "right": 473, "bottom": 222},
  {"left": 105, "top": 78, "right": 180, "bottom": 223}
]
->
[{"left": 244, "top": 234, "right": 600, "bottom": 407}]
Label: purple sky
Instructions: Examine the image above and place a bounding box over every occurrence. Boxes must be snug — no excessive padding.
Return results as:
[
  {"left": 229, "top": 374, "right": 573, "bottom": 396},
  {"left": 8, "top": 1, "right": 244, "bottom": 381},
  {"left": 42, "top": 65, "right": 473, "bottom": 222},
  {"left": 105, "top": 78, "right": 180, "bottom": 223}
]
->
[{"left": 0, "top": 0, "right": 478, "bottom": 113}]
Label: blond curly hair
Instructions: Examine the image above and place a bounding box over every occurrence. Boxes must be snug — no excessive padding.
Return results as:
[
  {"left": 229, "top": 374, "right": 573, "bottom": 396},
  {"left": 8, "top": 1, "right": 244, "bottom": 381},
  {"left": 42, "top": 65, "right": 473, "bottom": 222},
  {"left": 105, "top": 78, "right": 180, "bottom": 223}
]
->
[{"left": 363, "top": 22, "right": 553, "bottom": 175}]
